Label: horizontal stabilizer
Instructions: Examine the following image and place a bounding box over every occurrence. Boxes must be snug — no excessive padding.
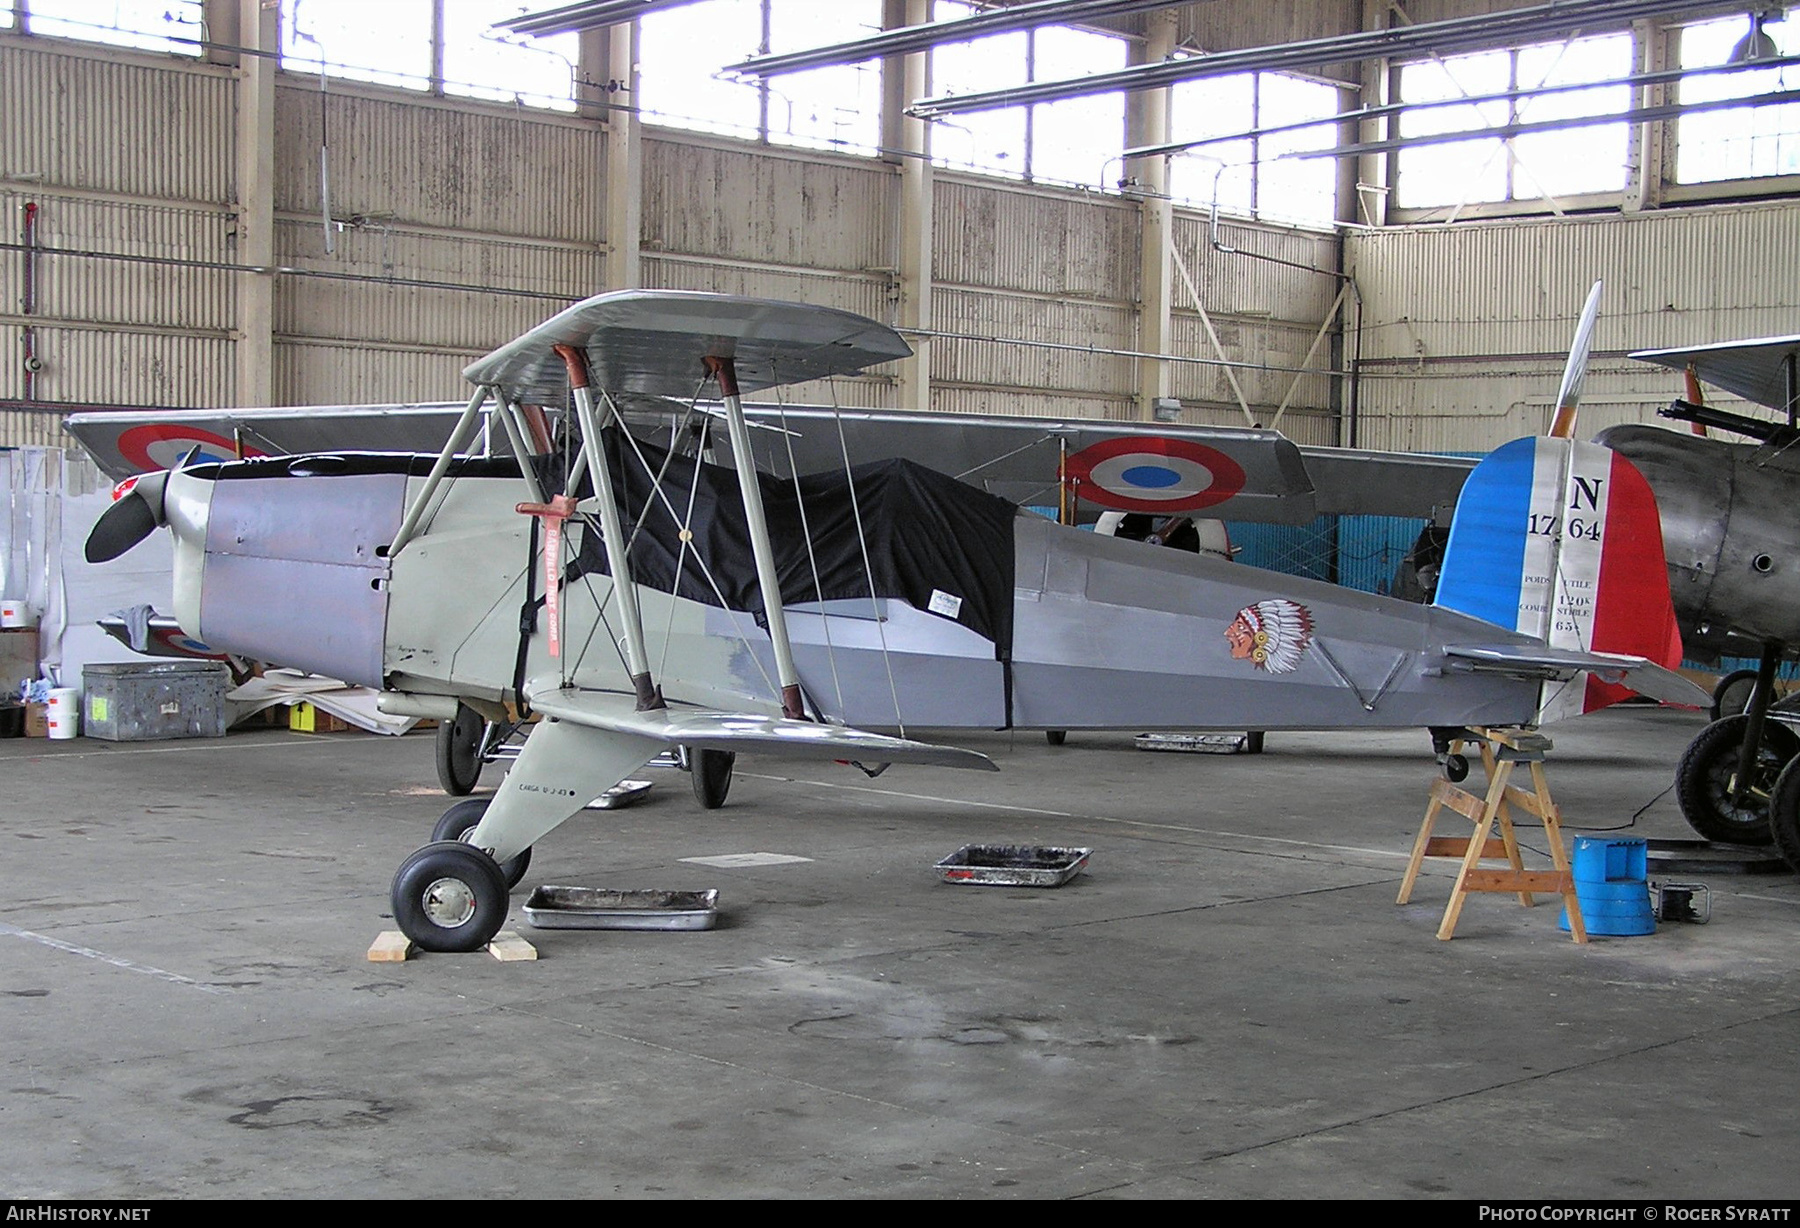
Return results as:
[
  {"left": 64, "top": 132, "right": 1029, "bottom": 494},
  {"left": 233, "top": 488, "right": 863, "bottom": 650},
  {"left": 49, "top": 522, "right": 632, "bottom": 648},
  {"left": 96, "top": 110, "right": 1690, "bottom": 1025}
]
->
[
  {"left": 1443, "top": 644, "right": 1706, "bottom": 708},
  {"left": 524, "top": 682, "right": 998, "bottom": 772}
]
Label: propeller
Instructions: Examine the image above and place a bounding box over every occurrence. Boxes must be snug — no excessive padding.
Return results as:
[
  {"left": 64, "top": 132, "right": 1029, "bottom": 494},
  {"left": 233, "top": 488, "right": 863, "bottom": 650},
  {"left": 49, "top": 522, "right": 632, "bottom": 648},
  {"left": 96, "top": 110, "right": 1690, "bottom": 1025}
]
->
[
  {"left": 1548, "top": 279, "right": 1604, "bottom": 439},
  {"left": 83, "top": 455, "right": 195, "bottom": 564}
]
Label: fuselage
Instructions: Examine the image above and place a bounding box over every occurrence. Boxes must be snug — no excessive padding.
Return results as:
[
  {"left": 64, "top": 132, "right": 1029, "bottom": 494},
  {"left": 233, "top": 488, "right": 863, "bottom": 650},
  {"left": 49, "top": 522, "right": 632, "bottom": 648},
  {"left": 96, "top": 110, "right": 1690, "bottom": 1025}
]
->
[
  {"left": 1598, "top": 423, "right": 1800, "bottom": 660},
  {"left": 159, "top": 454, "right": 1557, "bottom": 735}
]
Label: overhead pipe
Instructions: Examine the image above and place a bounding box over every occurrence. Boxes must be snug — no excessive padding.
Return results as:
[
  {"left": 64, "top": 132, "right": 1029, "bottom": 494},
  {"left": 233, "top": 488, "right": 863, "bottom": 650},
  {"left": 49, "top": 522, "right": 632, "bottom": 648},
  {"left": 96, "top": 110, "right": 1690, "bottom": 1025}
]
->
[
  {"left": 908, "top": 0, "right": 1720, "bottom": 117},
  {"left": 20, "top": 202, "right": 40, "bottom": 402}
]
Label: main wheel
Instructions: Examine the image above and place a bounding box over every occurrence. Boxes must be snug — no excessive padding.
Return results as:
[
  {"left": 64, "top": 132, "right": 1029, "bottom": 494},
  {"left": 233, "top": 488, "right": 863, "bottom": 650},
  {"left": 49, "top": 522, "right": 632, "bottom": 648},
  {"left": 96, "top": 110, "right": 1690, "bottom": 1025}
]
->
[
  {"left": 435, "top": 703, "right": 486, "bottom": 796},
  {"left": 431, "top": 797, "right": 531, "bottom": 889},
  {"left": 391, "top": 840, "right": 510, "bottom": 953},
  {"left": 1044, "top": 730, "right": 1066, "bottom": 746},
  {"left": 1769, "top": 759, "right": 1800, "bottom": 874},
  {"left": 691, "top": 748, "right": 735, "bottom": 810},
  {"left": 1674, "top": 715, "right": 1800, "bottom": 845}
]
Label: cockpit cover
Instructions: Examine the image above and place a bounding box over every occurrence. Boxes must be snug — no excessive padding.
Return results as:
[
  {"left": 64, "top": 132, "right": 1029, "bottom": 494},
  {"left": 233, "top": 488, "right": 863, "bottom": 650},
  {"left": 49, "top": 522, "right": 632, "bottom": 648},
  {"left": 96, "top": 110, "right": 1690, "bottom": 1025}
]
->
[{"left": 576, "top": 432, "right": 1017, "bottom": 654}]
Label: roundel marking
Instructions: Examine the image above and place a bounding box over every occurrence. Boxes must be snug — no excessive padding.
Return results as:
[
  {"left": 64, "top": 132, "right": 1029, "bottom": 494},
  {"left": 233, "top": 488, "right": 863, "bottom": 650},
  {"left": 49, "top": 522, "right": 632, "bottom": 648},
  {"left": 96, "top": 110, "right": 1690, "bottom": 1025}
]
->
[
  {"left": 117, "top": 425, "right": 263, "bottom": 472},
  {"left": 152, "top": 626, "right": 224, "bottom": 658},
  {"left": 1063, "top": 436, "right": 1248, "bottom": 513}
]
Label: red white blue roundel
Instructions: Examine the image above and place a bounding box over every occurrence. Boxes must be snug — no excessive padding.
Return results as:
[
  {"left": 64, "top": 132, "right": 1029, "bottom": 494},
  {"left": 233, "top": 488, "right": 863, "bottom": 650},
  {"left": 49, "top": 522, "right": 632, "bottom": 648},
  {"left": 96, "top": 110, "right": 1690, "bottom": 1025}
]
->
[
  {"left": 1063, "top": 436, "right": 1248, "bottom": 514},
  {"left": 117, "top": 425, "right": 263, "bottom": 472}
]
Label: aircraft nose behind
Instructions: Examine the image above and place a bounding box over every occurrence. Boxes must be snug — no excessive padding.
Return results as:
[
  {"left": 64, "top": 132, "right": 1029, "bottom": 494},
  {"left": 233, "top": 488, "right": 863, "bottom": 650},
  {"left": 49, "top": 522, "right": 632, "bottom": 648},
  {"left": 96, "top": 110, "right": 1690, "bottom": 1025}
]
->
[{"left": 85, "top": 470, "right": 172, "bottom": 563}]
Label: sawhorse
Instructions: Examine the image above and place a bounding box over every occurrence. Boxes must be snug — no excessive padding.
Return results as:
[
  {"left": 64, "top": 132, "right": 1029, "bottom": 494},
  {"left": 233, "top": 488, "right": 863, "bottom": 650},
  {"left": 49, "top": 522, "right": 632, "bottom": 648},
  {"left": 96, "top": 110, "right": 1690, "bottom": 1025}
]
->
[{"left": 1397, "top": 726, "right": 1587, "bottom": 943}]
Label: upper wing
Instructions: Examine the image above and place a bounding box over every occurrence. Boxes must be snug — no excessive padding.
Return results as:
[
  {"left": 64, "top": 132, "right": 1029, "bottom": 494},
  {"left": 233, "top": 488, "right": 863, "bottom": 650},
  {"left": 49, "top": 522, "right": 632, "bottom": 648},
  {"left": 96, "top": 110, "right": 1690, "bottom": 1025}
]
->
[
  {"left": 705, "top": 405, "right": 1474, "bottom": 525},
  {"left": 1631, "top": 335, "right": 1800, "bottom": 413},
  {"left": 65, "top": 396, "right": 1475, "bottom": 523},
  {"left": 462, "top": 290, "right": 913, "bottom": 405}
]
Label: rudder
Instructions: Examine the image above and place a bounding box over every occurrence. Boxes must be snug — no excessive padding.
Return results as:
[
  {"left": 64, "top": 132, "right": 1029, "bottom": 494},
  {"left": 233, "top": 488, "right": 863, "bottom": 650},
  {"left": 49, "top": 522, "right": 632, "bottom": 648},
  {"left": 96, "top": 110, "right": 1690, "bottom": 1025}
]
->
[{"left": 1434, "top": 436, "right": 1682, "bottom": 720}]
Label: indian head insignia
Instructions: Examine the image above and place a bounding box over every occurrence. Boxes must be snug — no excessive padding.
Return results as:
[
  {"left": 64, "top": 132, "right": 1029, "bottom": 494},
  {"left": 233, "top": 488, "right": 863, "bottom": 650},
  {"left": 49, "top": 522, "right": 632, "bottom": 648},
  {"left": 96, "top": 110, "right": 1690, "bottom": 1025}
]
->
[{"left": 1225, "top": 599, "right": 1315, "bottom": 674}]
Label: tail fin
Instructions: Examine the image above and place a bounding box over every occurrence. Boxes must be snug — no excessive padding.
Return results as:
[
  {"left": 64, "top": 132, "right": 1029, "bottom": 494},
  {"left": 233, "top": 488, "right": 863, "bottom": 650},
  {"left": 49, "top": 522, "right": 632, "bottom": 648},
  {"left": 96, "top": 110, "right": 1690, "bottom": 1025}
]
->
[{"left": 1434, "top": 436, "right": 1683, "bottom": 720}]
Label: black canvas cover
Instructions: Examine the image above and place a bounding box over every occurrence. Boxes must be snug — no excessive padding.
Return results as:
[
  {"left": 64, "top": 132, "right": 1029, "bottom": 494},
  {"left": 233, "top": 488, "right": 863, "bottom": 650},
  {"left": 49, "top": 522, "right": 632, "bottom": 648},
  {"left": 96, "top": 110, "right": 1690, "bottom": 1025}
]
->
[{"left": 574, "top": 431, "right": 1016, "bottom": 654}]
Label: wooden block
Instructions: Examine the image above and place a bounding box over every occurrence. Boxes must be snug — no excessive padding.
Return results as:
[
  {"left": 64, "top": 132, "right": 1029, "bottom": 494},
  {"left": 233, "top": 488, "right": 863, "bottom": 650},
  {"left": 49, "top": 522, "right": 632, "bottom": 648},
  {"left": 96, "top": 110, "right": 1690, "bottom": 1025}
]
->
[
  {"left": 487, "top": 931, "right": 537, "bottom": 962},
  {"left": 367, "top": 931, "right": 414, "bottom": 962}
]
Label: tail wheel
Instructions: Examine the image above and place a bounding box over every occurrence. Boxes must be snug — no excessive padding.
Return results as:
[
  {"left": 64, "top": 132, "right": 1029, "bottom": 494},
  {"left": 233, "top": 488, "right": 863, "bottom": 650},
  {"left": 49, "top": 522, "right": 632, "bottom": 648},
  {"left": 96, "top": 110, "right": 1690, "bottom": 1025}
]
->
[
  {"left": 1674, "top": 715, "right": 1799, "bottom": 845},
  {"left": 431, "top": 797, "right": 531, "bottom": 889},
  {"left": 391, "top": 840, "right": 510, "bottom": 953},
  {"left": 691, "top": 748, "right": 735, "bottom": 810}
]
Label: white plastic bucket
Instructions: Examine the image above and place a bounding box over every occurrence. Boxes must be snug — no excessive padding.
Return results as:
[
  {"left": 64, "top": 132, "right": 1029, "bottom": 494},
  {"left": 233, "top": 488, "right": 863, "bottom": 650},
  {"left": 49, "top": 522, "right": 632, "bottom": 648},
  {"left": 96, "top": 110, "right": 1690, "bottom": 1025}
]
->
[
  {"left": 0, "top": 600, "right": 31, "bottom": 628},
  {"left": 47, "top": 687, "right": 80, "bottom": 740}
]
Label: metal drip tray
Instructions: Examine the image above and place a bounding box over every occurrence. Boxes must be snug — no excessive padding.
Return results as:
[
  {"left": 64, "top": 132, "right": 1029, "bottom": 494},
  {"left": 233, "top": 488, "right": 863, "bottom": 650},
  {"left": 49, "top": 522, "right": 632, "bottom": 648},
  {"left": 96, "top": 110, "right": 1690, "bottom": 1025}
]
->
[
  {"left": 522, "top": 886, "right": 720, "bottom": 930},
  {"left": 935, "top": 844, "right": 1091, "bottom": 887}
]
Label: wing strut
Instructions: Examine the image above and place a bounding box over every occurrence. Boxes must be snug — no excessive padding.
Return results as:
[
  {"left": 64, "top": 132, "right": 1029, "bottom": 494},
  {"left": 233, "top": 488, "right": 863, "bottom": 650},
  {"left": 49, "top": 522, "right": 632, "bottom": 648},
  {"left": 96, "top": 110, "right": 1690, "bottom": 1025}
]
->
[
  {"left": 555, "top": 343, "right": 663, "bottom": 710},
  {"left": 707, "top": 354, "right": 806, "bottom": 720}
]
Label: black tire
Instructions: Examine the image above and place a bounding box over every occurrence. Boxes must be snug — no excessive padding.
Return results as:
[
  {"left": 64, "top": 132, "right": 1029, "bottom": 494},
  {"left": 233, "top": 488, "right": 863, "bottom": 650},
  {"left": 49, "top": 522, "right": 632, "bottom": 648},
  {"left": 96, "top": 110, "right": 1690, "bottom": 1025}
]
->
[
  {"left": 1674, "top": 715, "right": 1800, "bottom": 845},
  {"left": 431, "top": 797, "right": 531, "bottom": 889},
  {"left": 1244, "top": 731, "right": 1265, "bottom": 755},
  {"left": 1769, "top": 759, "right": 1800, "bottom": 874},
  {"left": 1045, "top": 730, "right": 1066, "bottom": 746},
  {"left": 1443, "top": 752, "right": 1469, "bottom": 783},
  {"left": 435, "top": 704, "right": 486, "bottom": 796},
  {"left": 1709, "top": 670, "right": 1760, "bottom": 724},
  {"left": 391, "top": 840, "right": 510, "bottom": 953},
  {"left": 691, "top": 748, "right": 735, "bottom": 810}
]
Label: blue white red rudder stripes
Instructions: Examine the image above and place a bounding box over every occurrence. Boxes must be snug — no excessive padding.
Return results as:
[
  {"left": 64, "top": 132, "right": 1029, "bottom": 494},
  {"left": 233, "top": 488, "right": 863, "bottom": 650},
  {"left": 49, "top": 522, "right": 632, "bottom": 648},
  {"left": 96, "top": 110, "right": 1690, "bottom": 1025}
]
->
[{"left": 1434, "top": 436, "right": 1683, "bottom": 720}]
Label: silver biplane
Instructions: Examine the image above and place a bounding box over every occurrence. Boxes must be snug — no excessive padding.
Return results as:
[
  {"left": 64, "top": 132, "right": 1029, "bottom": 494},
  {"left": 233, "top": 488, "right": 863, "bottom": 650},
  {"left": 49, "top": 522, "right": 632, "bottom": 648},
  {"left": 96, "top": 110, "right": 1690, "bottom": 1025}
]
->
[{"left": 84, "top": 290, "right": 1704, "bottom": 951}]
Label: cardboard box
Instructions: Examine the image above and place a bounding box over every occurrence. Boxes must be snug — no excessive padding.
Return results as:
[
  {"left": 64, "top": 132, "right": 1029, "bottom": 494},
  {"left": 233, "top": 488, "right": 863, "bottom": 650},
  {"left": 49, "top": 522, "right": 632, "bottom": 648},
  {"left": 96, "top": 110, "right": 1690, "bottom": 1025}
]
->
[
  {"left": 1, "top": 627, "right": 38, "bottom": 694},
  {"left": 289, "top": 702, "right": 352, "bottom": 734},
  {"left": 23, "top": 702, "right": 48, "bottom": 738}
]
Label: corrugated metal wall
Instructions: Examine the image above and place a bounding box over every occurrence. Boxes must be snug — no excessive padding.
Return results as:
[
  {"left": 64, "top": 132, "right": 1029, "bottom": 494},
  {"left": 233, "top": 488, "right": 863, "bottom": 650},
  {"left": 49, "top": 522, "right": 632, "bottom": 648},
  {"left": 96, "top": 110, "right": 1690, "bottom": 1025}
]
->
[
  {"left": 1345, "top": 202, "right": 1800, "bottom": 452},
  {"left": 1, "top": 40, "right": 237, "bottom": 419},
  {"left": 1169, "top": 213, "right": 1344, "bottom": 445},
  {"left": 932, "top": 178, "right": 1139, "bottom": 419},
  {"left": 271, "top": 82, "right": 605, "bottom": 404}
]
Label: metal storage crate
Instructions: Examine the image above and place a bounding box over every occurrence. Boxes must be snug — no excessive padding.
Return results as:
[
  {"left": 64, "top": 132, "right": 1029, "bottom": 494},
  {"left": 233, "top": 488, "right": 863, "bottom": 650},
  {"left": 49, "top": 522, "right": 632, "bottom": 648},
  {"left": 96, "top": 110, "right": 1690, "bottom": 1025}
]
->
[{"left": 82, "top": 661, "right": 229, "bottom": 742}]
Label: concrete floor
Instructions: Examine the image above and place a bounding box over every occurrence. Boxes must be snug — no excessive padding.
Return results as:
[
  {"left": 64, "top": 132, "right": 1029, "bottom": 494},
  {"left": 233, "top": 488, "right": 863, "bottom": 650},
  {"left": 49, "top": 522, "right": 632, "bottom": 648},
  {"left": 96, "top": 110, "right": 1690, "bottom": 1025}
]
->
[{"left": 1, "top": 703, "right": 1796, "bottom": 1199}]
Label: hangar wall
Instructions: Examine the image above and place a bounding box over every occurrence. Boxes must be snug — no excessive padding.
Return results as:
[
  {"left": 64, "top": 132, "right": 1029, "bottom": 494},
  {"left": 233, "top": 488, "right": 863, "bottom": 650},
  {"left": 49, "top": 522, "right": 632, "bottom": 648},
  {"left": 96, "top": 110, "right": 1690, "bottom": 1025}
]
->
[
  {"left": 1345, "top": 200, "right": 1800, "bottom": 453},
  {"left": 6, "top": 8, "right": 1799, "bottom": 466},
  {"left": 0, "top": 25, "right": 1343, "bottom": 453}
]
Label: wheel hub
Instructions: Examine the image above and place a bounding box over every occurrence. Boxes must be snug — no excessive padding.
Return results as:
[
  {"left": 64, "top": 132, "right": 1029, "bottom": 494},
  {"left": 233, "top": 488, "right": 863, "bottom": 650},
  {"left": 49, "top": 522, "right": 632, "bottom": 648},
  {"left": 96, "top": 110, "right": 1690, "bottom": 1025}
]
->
[{"left": 422, "top": 876, "right": 479, "bottom": 928}]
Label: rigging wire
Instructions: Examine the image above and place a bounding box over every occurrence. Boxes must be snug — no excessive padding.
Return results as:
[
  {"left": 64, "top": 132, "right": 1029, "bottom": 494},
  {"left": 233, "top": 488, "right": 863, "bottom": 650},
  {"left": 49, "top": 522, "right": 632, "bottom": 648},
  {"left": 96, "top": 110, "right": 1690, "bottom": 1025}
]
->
[
  {"left": 824, "top": 378, "right": 908, "bottom": 737},
  {"left": 773, "top": 383, "right": 848, "bottom": 722}
]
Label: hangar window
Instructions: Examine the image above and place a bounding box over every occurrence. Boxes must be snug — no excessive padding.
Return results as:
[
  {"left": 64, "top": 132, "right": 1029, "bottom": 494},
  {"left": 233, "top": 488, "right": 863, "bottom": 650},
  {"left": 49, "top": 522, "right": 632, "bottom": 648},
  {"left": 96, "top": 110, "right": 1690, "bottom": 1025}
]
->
[
  {"left": 21, "top": 0, "right": 204, "bottom": 55},
  {"left": 441, "top": 2, "right": 579, "bottom": 113},
  {"left": 637, "top": 0, "right": 883, "bottom": 150},
  {"left": 1393, "top": 33, "right": 1632, "bottom": 211},
  {"left": 765, "top": 1, "right": 882, "bottom": 153},
  {"left": 282, "top": 0, "right": 433, "bottom": 92},
  {"left": 638, "top": 0, "right": 765, "bottom": 140},
  {"left": 1168, "top": 71, "right": 1341, "bottom": 227},
  {"left": 929, "top": 2, "right": 1127, "bottom": 186},
  {"left": 1674, "top": 13, "right": 1800, "bottom": 184}
]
